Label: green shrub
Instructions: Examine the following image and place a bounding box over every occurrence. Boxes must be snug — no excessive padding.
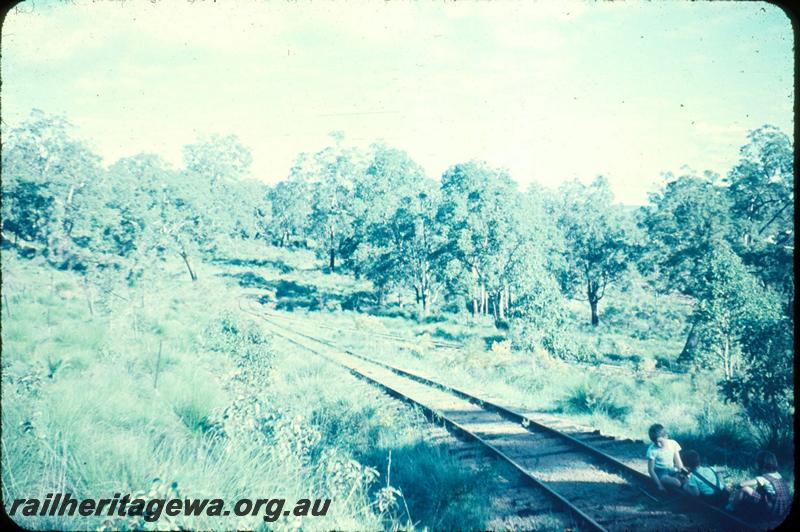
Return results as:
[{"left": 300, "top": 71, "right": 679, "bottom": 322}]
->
[
  {"left": 562, "top": 376, "right": 633, "bottom": 421},
  {"left": 655, "top": 354, "right": 673, "bottom": 370},
  {"left": 308, "top": 399, "right": 383, "bottom": 460},
  {"left": 673, "top": 416, "right": 754, "bottom": 470},
  {"left": 542, "top": 328, "right": 595, "bottom": 362},
  {"left": 202, "top": 312, "right": 274, "bottom": 386},
  {"left": 365, "top": 442, "right": 491, "bottom": 531},
  {"left": 173, "top": 403, "right": 213, "bottom": 434},
  {"left": 719, "top": 315, "right": 794, "bottom": 461}
]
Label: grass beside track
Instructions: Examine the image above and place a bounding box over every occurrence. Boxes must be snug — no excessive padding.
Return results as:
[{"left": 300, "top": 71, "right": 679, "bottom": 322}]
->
[
  {"left": 223, "top": 241, "right": 794, "bottom": 489},
  {"left": 2, "top": 241, "right": 793, "bottom": 529},
  {"left": 2, "top": 252, "right": 574, "bottom": 530}
]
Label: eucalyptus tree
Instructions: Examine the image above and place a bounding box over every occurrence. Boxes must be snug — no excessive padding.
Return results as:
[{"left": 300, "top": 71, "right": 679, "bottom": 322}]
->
[
  {"left": 638, "top": 172, "right": 734, "bottom": 359},
  {"left": 725, "top": 125, "right": 794, "bottom": 311},
  {"left": 268, "top": 179, "right": 311, "bottom": 247},
  {"left": 106, "top": 154, "right": 179, "bottom": 283},
  {"left": 508, "top": 262, "right": 572, "bottom": 357},
  {"left": 227, "top": 177, "right": 272, "bottom": 241},
  {"left": 641, "top": 128, "right": 794, "bottom": 447},
  {"left": 690, "top": 239, "right": 780, "bottom": 379},
  {"left": 639, "top": 172, "right": 733, "bottom": 293},
  {"left": 105, "top": 151, "right": 211, "bottom": 282},
  {"left": 350, "top": 143, "right": 429, "bottom": 240},
  {"left": 480, "top": 195, "right": 528, "bottom": 321},
  {"left": 348, "top": 146, "right": 427, "bottom": 264},
  {"left": 523, "top": 183, "right": 567, "bottom": 275},
  {"left": 498, "top": 184, "right": 567, "bottom": 322},
  {"left": 721, "top": 312, "right": 794, "bottom": 454},
  {"left": 181, "top": 134, "right": 260, "bottom": 244},
  {"left": 293, "top": 135, "right": 365, "bottom": 272},
  {"left": 1, "top": 109, "right": 103, "bottom": 266},
  {"left": 347, "top": 144, "right": 449, "bottom": 317},
  {"left": 555, "top": 176, "right": 635, "bottom": 327},
  {"left": 437, "top": 161, "right": 531, "bottom": 319},
  {"left": 183, "top": 133, "right": 253, "bottom": 184},
  {"left": 691, "top": 238, "right": 791, "bottom": 451}
]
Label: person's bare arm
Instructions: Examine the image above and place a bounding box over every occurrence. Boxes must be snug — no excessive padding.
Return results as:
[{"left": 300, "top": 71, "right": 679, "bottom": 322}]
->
[
  {"left": 673, "top": 448, "right": 685, "bottom": 471},
  {"left": 738, "top": 478, "right": 758, "bottom": 488},
  {"left": 648, "top": 459, "right": 664, "bottom": 491}
]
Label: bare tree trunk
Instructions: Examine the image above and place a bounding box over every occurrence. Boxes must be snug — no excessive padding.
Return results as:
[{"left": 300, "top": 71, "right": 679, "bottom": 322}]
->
[
  {"left": 589, "top": 297, "right": 599, "bottom": 327},
  {"left": 723, "top": 336, "right": 731, "bottom": 380},
  {"left": 328, "top": 227, "right": 336, "bottom": 272},
  {"left": 82, "top": 278, "right": 94, "bottom": 317},
  {"left": 587, "top": 281, "right": 599, "bottom": 326},
  {"left": 498, "top": 289, "right": 505, "bottom": 320},
  {"left": 153, "top": 340, "right": 163, "bottom": 389},
  {"left": 180, "top": 250, "right": 197, "bottom": 282},
  {"left": 678, "top": 323, "right": 698, "bottom": 364},
  {"left": 470, "top": 265, "right": 479, "bottom": 318}
]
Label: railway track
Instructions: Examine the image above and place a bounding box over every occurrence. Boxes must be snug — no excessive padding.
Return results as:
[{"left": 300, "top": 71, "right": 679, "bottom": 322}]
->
[
  {"left": 253, "top": 304, "right": 463, "bottom": 350},
  {"left": 251, "top": 299, "right": 682, "bottom": 380},
  {"left": 240, "top": 300, "right": 759, "bottom": 532}
]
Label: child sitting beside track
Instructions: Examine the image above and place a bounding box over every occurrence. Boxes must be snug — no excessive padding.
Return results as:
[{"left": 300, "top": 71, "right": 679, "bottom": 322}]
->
[
  {"left": 726, "top": 450, "right": 791, "bottom": 523},
  {"left": 680, "top": 450, "right": 726, "bottom": 504},
  {"left": 646, "top": 423, "right": 687, "bottom": 492}
]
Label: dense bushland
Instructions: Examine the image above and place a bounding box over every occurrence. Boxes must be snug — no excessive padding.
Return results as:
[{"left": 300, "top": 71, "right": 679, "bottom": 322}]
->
[{"left": 1, "top": 109, "right": 794, "bottom": 512}]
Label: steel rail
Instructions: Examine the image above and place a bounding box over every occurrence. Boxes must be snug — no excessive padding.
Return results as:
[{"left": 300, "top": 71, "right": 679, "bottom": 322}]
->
[
  {"left": 336, "top": 346, "right": 756, "bottom": 532},
  {"left": 251, "top": 303, "right": 462, "bottom": 348},
  {"left": 259, "top": 306, "right": 679, "bottom": 377},
  {"left": 244, "top": 301, "right": 759, "bottom": 532},
  {"left": 257, "top": 302, "right": 682, "bottom": 377},
  {"left": 246, "top": 310, "right": 603, "bottom": 532}
]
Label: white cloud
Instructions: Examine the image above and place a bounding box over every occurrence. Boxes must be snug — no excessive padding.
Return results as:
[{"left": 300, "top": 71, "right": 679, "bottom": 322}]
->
[
  {"left": 692, "top": 121, "right": 747, "bottom": 138},
  {"left": 2, "top": 3, "right": 113, "bottom": 62},
  {"left": 1, "top": 0, "right": 790, "bottom": 206}
]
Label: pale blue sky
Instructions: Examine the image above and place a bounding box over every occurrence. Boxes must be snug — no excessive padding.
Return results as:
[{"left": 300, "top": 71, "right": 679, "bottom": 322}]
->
[{"left": 1, "top": 0, "right": 793, "bottom": 204}]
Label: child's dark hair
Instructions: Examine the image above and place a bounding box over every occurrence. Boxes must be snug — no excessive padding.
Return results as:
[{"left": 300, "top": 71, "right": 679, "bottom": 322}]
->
[
  {"left": 756, "top": 451, "right": 779, "bottom": 474},
  {"left": 648, "top": 423, "right": 667, "bottom": 443},
  {"left": 682, "top": 450, "right": 701, "bottom": 470}
]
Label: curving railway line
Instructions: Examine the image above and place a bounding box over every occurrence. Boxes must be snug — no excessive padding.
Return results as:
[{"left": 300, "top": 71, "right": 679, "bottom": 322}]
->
[
  {"left": 240, "top": 298, "right": 761, "bottom": 532},
  {"left": 255, "top": 301, "right": 682, "bottom": 379}
]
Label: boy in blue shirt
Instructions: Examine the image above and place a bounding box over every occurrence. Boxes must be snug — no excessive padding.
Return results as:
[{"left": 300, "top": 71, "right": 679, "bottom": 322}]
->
[{"left": 681, "top": 450, "right": 724, "bottom": 501}]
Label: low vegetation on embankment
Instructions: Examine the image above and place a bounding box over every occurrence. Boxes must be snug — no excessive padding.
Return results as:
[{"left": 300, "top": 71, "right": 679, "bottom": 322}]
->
[
  {"left": 219, "top": 240, "right": 794, "bottom": 489},
  {"left": 4, "top": 253, "right": 576, "bottom": 530}
]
